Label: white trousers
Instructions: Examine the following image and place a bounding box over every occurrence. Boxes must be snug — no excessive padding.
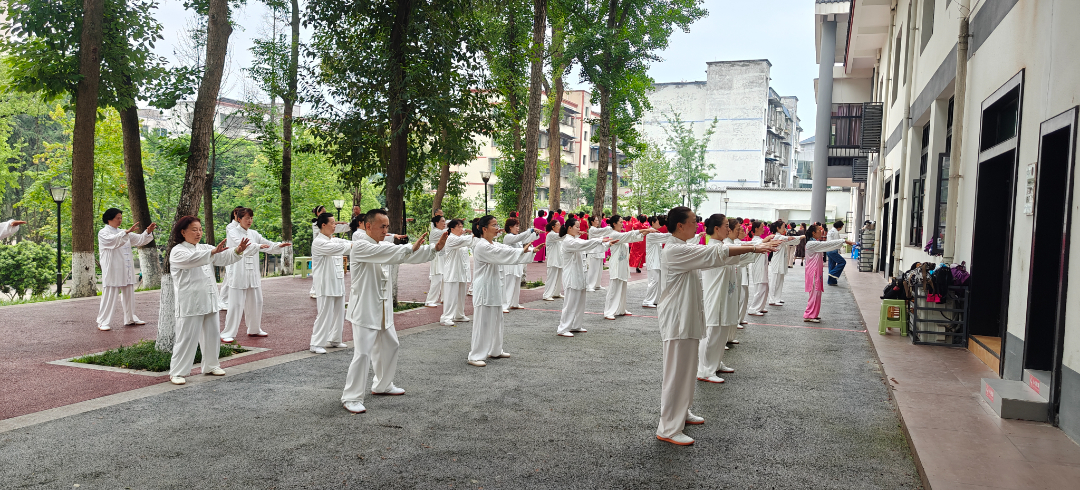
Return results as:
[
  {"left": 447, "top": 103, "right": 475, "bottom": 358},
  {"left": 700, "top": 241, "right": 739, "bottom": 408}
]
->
[
  {"left": 642, "top": 269, "right": 661, "bottom": 306},
  {"left": 341, "top": 324, "right": 399, "bottom": 403},
  {"left": 747, "top": 282, "right": 769, "bottom": 314},
  {"left": 542, "top": 266, "right": 563, "bottom": 300},
  {"left": 440, "top": 281, "right": 467, "bottom": 324},
  {"left": 768, "top": 272, "right": 785, "bottom": 304},
  {"left": 604, "top": 278, "right": 628, "bottom": 317},
  {"left": 502, "top": 273, "right": 522, "bottom": 310},
  {"left": 658, "top": 338, "right": 699, "bottom": 438},
  {"left": 557, "top": 288, "right": 588, "bottom": 334},
  {"left": 469, "top": 305, "right": 505, "bottom": 361},
  {"left": 586, "top": 256, "right": 603, "bottom": 290},
  {"left": 311, "top": 295, "right": 345, "bottom": 347},
  {"left": 96, "top": 284, "right": 139, "bottom": 328},
  {"left": 698, "top": 324, "right": 736, "bottom": 378},
  {"left": 218, "top": 273, "right": 230, "bottom": 309},
  {"left": 221, "top": 287, "right": 264, "bottom": 338},
  {"left": 739, "top": 284, "right": 750, "bottom": 323},
  {"left": 425, "top": 273, "right": 443, "bottom": 306},
  {"left": 169, "top": 312, "right": 221, "bottom": 377}
]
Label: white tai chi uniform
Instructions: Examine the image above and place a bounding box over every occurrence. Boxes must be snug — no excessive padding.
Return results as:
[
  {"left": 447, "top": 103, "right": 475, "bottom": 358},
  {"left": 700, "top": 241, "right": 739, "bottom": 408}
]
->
[
  {"left": 656, "top": 236, "right": 741, "bottom": 440},
  {"left": 440, "top": 234, "right": 475, "bottom": 325},
  {"left": 501, "top": 229, "right": 538, "bottom": 311},
  {"left": 642, "top": 231, "right": 672, "bottom": 307},
  {"left": 698, "top": 237, "right": 752, "bottom": 378},
  {"left": 0, "top": 219, "right": 20, "bottom": 240},
  {"left": 541, "top": 232, "right": 565, "bottom": 300},
  {"left": 767, "top": 235, "right": 801, "bottom": 305},
  {"left": 220, "top": 227, "right": 288, "bottom": 339},
  {"left": 585, "top": 226, "right": 612, "bottom": 291},
  {"left": 310, "top": 233, "right": 353, "bottom": 349},
  {"left": 342, "top": 232, "right": 437, "bottom": 404},
  {"left": 218, "top": 220, "right": 240, "bottom": 309},
  {"left": 309, "top": 221, "right": 351, "bottom": 297},
  {"left": 746, "top": 237, "right": 769, "bottom": 315},
  {"left": 168, "top": 242, "right": 242, "bottom": 378},
  {"left": 469, "top": 239, "right": 534, "bottom": 361},
  {"left": 603, "top": 229, "right": 645, "bottom": 318},
  {"left": 556, "top": 235, "right": 607, "bottom": 335},
  {"left": 425, "top": 224, "right": 447, "bottom": 307},
  {"left": 96, "top": 225, "right": 154, "bottom": 329}
]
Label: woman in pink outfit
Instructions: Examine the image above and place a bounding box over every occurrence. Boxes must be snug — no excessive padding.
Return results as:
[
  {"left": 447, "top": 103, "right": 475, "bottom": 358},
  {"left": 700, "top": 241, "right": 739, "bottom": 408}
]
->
[
  {"left": 802, "top": 224, "right": 853, "bottom": 323},
  {"left": 532, "top": 210, "right": 548, "bottom": 263}
]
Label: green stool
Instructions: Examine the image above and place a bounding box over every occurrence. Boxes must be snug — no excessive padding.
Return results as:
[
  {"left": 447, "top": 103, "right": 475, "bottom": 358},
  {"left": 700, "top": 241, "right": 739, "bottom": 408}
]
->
[
  {"left": 879, "top": 299, "right": 908, "bottom": 336},
  {"left": 294, "top": 256, "right": 312, "bottom": 278}
]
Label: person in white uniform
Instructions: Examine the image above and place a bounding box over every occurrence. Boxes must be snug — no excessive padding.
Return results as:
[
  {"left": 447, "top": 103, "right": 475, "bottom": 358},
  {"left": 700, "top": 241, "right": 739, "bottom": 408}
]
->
[
  {"left": 96, "top": 208, "right": 156, "bottom": 331},
  {"left": 541, "top": 220, "right": 565, "bottom": 301},
  {"left": 585, "top": 216, "right": 610, "bottom": 291},
  {"left": 500, "top": 218, "right": 539, "bottom": 312},
  {"left": 309, "top": 205, "right": 351, "bottom": 298},
  {"left": 167, "top": 216, "right": 250, "bottom": 385},
  {"left": 309, "top": 213, "right": 354, "bottom": 354},
  {"left": 602, "top": 215, "right": 652, "bottom": 320},
  {"left": 767, "top": 221, "right": 804, "bottom": 306},
  {"left": 0, "top": 219, "right": 26, "bottom": 240},
  {"left": 220, "top": 208, "right": 291, "bottom": 342},
  {"left": 745, "top": 220, "right": 771, "bottom": 317},
  {"left": 556, "top": 217, "right": 610, "bottom": 337},
  {"left": 341, "top": 209, "right": 445, "bottom": 413},
  {"left": 467, "top": 215, "right": 538, "bottom": 366},
  {"left": 655, "top": 207, "right": 777, "bottom": 445},
  {"left": 440, "top": 220, "right": 473, "bottom": 326},
  {"left": 641, "top": 216, "right": 672, "bottom": 308},
  {"left": 218, "top": 207, "right": 244, "bottom": 309},
  {"left": 424, "top": 215, "right": 448, "bottom": 307}
]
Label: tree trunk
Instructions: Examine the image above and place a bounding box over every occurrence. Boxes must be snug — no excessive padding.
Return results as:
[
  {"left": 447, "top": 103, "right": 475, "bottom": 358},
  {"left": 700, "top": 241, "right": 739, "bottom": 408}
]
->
[
  {"left": 610, "top": 135, "right": 618, "bottom": 214},
  {"left": 280, "top": 0, "right": 299, "bottom": 275},
  {"left": 70, "top": 0, "right": 106, "bottom": 298},
  {"left": 203, "top": 147, "right": 216, "bottom": 247},
  {"left": 592, "top": 85, "right": 610, "bottom": 217},
  {"left": 547, "top": 15, "right": 565, "bottom": 212},
  {"left": 120, "top": 105, "right": 161, "bottom": 289},
  {"left": 432, "top": 129, "right": 450, "bottom": 214},
  {"left": 158, "top": 0, "right": 233, "bottom": 352},
  {"left": 517, "top": 0, "right": 546, "bottom": 224},
  {"left": 386, "top": 0, "right": 412, "bottom": 234}
]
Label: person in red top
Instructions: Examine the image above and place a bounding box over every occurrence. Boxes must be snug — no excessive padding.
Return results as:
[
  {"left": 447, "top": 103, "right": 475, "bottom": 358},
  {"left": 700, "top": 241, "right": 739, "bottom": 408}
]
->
[
  {"left": 532, "top": 210, "right": 548, "bottom": 262},
  {"left": 629, "top": 213, "right": 647, "bottom": 273}
]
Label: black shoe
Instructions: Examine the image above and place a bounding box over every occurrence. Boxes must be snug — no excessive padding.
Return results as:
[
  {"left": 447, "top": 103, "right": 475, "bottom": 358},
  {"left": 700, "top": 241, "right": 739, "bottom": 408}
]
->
[{"left": 636, "top": 268, "right": 641, "bottom": 273}]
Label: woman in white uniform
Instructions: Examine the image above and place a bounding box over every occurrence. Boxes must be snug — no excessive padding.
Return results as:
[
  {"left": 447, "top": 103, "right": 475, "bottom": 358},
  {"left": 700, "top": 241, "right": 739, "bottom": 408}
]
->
[
  {"left": 541, "top": 219, "right": 564, "bottom": 301},
  {"left": 585, "top": 216, "right": 610, "bottom": 291},
  {"left": 500, "top": 218, "right": 538, "bottom": 313},
  {"left": 767, "top": 221, "right": 804, "bottom": 306},
  {"left": 556, "top": 217, "right": 610, "bottom": 337},
  {"left": 167, "top": 215, "right": 249, "bottom": 385},
  {"left": 642, "top": 216, "right": 671, "bottom": 308},
  {"left": 602, "top": 215, "right": 651, "bottom": 320},
  {"left": 424, "top": 215, "right": 448, "bottom": 307},
  {"left": 745, "top": 220, "right": 770, "bottom": 317},
  {"left": 309, "top": 213, "right": 354, "bottom": 354},
  {"left": 468, "top": 215, "right": 538, "bottom": 366},
  {"left": 218, "top": 207, "right": 244, "bottom": 309},
  {"left": 0, "top": 219, "right": 26, "bottom": 240},
  {"left": 220, "top": 208, "right": 290, "bottom": 342},
  {"left": 96, "top": 208, "right": 156, "bottom": 331},
  {"left": 440, "top": 220, "right": 473, "bottom": 326},
  {"left": 309, "top": 205, "right": 351, "bottom": 298}
]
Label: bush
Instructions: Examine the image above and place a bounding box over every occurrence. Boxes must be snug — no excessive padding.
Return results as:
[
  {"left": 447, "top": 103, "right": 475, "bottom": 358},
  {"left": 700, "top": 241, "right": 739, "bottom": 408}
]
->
[
  {"left": 0, "top": 241, "right": 59, "bottom": 299},
  {"left": 292, "top": 221, "right": 314, "bottom": 257},
  {"left": 71, "top": 339, "right": 248, "bottom": 372}
]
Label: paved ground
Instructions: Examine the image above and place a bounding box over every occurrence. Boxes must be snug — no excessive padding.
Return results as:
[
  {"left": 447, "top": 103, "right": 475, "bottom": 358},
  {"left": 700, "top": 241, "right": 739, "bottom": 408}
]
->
[{"left": 0, "top": 265, "right": 920, "bottom": 489}]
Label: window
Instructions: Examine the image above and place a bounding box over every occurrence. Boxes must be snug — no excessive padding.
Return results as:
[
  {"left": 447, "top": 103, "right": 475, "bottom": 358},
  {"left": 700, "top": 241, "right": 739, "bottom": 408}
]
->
[
  {"left": 830, "top": 103, "right": 864, "bottom": 147},
  {"left": 538, "top": 133, "right": 549, "bottom": 149},
  {"left": 980, "top": 87, "right": 1020, "bottom": 151},
  {"left": 891, "top": 30, "right": 903, "bottom": 104},
  {"left": 931, "top": 97, "right": 954, "bottom": 255},
  {"left": 920, "top": 0, "right": 935, "bottom": 52},
  {"left": 910, "top": 125, "right": 929, "bottom": 246},
  {"left": 489, "top": 158, "right": 499, "bottom": 173}
]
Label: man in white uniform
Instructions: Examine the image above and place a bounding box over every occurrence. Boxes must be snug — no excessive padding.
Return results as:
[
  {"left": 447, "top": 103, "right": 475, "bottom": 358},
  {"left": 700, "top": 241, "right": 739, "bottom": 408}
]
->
[
  {"left": 767, "top": 221, "right": 804, "bottom": 306},
  {"left": 425, "top": 215, "right": 448, "bottom": 307},
  {"left": 0, "top": 219, "right": 27, "bottom": 241},
  {"left": 342, "top": 209, "right": 445, "bottom": 414},
  {"left": 585, "top": 216, "right": 611, "bottom": 291},
  {"left": 96, "top": 208, "right": 156, "bottom": 331},
  {"left": 220, "top": 208, "right": 290, "bottom": 342}
]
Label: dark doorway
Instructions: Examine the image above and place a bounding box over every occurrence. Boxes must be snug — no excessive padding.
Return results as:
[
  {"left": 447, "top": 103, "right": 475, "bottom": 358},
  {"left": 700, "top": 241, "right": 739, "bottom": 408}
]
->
[
  {"left": 967, "top": 150, "right": 1016, "bottom": 339},
  {"left": 1022, "top": 107, "right": 1077, "bottom": 422},
  {"left": 880, "top": 179, "right": 892, "bottom": 275},
  {"left": 887, "top": 170, "right": 900, "bottom": 277}
]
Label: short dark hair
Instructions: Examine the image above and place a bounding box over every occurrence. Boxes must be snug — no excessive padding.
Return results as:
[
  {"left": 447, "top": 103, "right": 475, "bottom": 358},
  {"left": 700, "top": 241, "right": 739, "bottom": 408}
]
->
[
  {"left": 316, "top": 213, "right": 335, "bottom": 229},
  {"left": 727, "top": 218, "right": 740, "bottom": 231},
  {"left": 658, "top": 215, "right": 667, "bottom": 227},
  {"left": 560, "top": 217, "right": 577, "bottom": 237},
  {"left": 647, "top": 216, "right": 658, "bottom": 226},
  {"left": 171, "top": 215, "right": 200, "bottom": 245},
  {"left": 231, "top": 206, "right": 245, "bottom": 221},
  {"left": 238, "top": 208, "right": 254, "bottom": 219},
  {"left": 431, "top": 215, "right": 445, "bottom": 226},
  {"left": 349, "top": 214, "right": 364, "bottom": 234},
  {"left": 365, "top": 208, "right": 387, "bottom": 225},
  {"left": 556, "top": 208, "right": 562, "bottom": 214},
  {"left": 833, "top": 220, "right": 844, "bottom": 229},
  {"left": 102, "top": 208, "right": 122, "bottom": 224},
  {"left": 666, "top": 206, "right": 693, "bottom": 232},
  {"left": 448, "top": 219, "right": 464, "bottom": 230},
  {"left": 538, "top": 210, "right": 546, "bottom": 217},
  {"left": 313, "top": 205, "right": 326, "bottom": 216},
  {"left": 588, "top": 215, "right": 600, "bottom": 227},
  {"left": 504, "top": 218, "right": 519, "bottom": 232},
  {"left": 608, "top": 214, "right": 622, "bottom": 229}
]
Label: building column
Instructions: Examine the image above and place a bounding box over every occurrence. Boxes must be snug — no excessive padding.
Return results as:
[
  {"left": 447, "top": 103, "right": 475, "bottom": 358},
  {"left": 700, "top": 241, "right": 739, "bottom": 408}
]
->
[{"left": 811, "top": 19, "right": 836, "bottom": 224}]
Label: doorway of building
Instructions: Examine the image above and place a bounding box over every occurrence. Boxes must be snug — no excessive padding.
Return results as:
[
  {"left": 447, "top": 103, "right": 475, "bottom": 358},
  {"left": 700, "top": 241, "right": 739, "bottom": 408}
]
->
[
  {"left": 879, "top": 179, "right": 892, "bottom": 275},
  {"left": 887, "top": 170, "right": 899, "bottom": 277},
  {"left": 1022, "top": 107, "right": 1077, "bottom": 423}
]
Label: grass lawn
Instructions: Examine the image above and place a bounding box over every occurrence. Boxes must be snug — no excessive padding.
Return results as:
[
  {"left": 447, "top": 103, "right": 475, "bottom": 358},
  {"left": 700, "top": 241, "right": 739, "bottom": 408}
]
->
[{"left": 71, "top": 339, "right": 248, "bottom": 372}]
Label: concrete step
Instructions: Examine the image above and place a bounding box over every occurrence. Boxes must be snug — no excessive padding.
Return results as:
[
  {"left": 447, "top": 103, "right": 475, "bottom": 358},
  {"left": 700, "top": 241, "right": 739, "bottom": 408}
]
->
[
  {"left": 981, "top": 378, "right": 1049, "bottom": 422},
  {"left": 1022, "top": 369, "right": 1052, "bottom": 402}
]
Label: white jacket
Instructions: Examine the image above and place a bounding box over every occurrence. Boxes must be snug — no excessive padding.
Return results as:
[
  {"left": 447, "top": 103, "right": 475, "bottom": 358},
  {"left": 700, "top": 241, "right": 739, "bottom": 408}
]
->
[
  {"left": 768, "top": 235, "right": 802, "bottom": 275},
  {"left": 471, "top": 238, "right": 535, "bottom": 307},
  {"left": 225, "top": 227, "right": 288, "bottom": 289},
  {"left": 0, "top": 219, "right": 20, "bottom": 240},
  {"left": 311, "top": 233, "right": 353, "bottom": 297},
  {"left": 605, "top": 229, "right": 644, "bottom": 281},
  {"left": 559, "top": 235, "right": 608, "bottom": 291},
  {"left": 347, "top": 232, "right": 437, "bottom": 330},
  {"left": 442, "top": 234, "right": 476, "bottom": 283},
  {"left": 98, "top": 225, "right": 154, "bottom": 287},
  {"left": 429, "top": 224, "right": 447, "bottom": 277},
  {"left": 645, "top": 231, "right": 673, "bottom": 271},
  {"left": 544, "top": 232, "right": 564, "bottom": 269},
  {"left": 170, "top": 242, "right": 242, "bottom": 318},
  {"left": 585, "top": 226, "right": 612, "bottom": 258},
  {"left": 501, "top": 229, "right": 538, "bottom": 277},
  {"left": 658, "top": 237, "right": 743, "bottom": 341},
  {"left": 747, "top": 237, "right": 769, "bottom": 284}
]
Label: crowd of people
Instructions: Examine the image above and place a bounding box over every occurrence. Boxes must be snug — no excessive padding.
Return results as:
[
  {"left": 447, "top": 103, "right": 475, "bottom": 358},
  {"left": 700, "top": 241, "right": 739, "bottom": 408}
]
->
[{"left": 0, "top": 205, "right": 854, "bottom": 446}]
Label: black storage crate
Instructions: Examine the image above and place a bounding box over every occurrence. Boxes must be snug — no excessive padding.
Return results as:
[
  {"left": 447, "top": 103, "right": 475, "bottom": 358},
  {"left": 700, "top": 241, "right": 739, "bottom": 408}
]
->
[{"left": 907, "top": 284, "right": 969, "bottom": 346}]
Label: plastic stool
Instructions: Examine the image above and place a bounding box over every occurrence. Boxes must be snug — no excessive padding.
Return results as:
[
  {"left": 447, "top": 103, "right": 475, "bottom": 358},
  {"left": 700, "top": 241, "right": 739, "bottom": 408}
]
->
[
  {"left": 294, "top": 256, "right": 312, "bottom": 278},
  {"left": 879, "top": 299, "right": 908, "bottom": 336}
]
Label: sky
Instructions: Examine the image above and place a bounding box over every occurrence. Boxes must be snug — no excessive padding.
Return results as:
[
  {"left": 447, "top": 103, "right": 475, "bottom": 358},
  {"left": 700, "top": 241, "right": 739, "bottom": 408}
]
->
[{"left": 153, "top": 0, "right": 819, "bottom": 137}]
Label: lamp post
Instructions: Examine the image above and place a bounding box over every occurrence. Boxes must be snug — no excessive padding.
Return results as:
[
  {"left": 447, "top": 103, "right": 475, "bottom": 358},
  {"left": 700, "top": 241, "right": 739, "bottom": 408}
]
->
[
  {"left": 723, "top": 197, "right": 730, "bottom": 215},
  {"left": 333, "top": 199, "right": 345, "bottom": 221},
  {"left": 49, "top": 185, "right": 68, "bottom": 296},
  {"left": 480, "top": 171, "right": 491, "bottom": 214}
]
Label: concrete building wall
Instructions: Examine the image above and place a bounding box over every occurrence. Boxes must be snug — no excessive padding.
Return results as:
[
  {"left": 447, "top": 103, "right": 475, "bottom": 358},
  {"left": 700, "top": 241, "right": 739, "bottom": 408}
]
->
[{"left": 707, "top": 187, "right": 851, "bottom": 224}]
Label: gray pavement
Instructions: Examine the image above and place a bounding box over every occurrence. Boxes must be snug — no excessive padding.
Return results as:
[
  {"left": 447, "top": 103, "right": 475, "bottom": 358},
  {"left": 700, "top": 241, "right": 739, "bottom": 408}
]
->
[{"left": 0, "top": 269, "right": 921, "bottom": 489}]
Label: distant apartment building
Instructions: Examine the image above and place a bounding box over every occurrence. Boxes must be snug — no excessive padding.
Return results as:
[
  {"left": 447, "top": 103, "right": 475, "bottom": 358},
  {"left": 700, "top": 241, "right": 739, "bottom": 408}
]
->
[
  {"left": 796, "top": 136, "right": 815, "bottom": 189},
  {"left": 138, "top": 97, "right": 283, "bottom": 141}
]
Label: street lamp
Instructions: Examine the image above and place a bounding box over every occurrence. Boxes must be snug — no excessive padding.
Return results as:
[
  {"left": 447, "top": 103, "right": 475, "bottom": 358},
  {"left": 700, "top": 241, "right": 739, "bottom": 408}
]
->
[
  {"left": 480, "top": 171, "right": 492, "bottom": 214},
  {"left": 723, "top": 197, "right": 730, "bottom": 215},
  {"left": 332, "top": 199, "right": 345, "bottom": 221},
  {"left": 48, "top": 185, "right": 68, "bottom": 296}
]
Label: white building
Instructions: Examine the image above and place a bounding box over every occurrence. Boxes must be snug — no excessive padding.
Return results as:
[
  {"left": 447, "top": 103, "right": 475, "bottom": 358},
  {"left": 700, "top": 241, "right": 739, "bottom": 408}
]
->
[
  {"left": 815, "top": 0, "right": 1080, "bottom": 441},
  {"left": 138, "top": 97, "right": 284, "bottom": 141},
  {"left": 638, "top": 59, "right": 802, "bottom": 216}
]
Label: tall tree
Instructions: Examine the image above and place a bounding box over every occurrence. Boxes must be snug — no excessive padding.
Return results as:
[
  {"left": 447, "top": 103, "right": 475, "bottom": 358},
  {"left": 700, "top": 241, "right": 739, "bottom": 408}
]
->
[
  {"left": 625, "top": 141, "right": 679, "bottom": 215},
  {"left": 280, "top": 0, "right": 300, "bottom": 273},
  {"left": 546, "top": 6, "right": 567, "bottom": 212},
  {"left": 517, "top": 0, "right": 547, "bottom": 222},
  {"left": 662, "top": 111, "right": 716, "bottom": 213}
]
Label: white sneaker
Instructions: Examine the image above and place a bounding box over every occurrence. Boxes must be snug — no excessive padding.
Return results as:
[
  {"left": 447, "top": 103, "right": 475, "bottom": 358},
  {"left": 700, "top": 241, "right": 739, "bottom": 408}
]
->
[
  {"left": 457, "top": 316, "right": 471, "bottom": 322},
  {"left": 372, "top": 385, "right": 405, "bottom": 396},
  {"left": 727, "top": 339, "right": 740, "bottom": 345},
  {"left": 585, "top": 288, "right": 596, "bottom": 292},
  {"left": 685, "top": 412, "right": 705, "bottom": 425},
  {"left": 737, "top": 325, "right": 745, "bottom": 329},
  {"left": 502, "top": 309, "right": 510, "bottom": 313},
  {"left": 569, "top": 328, "right": 587, "bottom": 333},
  {"left": 343, "top": 401, "right": 366, "bottom": 413},
  {"left": 170, "top": 376, "right": 186, "bottom": 385},
  {"left": 604, "top": 316, "right": 616, "bottom": 320},
  {"left": 440, "top": 322, "right": 455, "bottom": 326},
  {"left": 642, "top": 303, "right": 657, "bottom": 308},
  {"left": 724, "top": 346, "right": 729, "bottom": 350},
  {"left": 542, "top": 297, "right": 555, "bottom": 301},
  {"left": 220, "top": 337, "right": 234, "bottom": 343},
  {"left": 309, "top": 292, "right": 317, "bottom": 299},
  {"left": 206, "top": 367, "right": 226, "bottom": 376},
  {"left": 597, "top": 286, "right": 606, "bottom": 290},
  {"left": 424, "top": 303, "right": 439, "bottom": 308},
  {"left": 697, "top": 375, "right": 725, "bottom": 384},
  {"left": 556, "top": 332, "right": 574, "bottom": 337},
  {"left": 310, "top": 346, "right": 327, "bottom": 354},
  {"left": 97, "top": 324, "right": 111, "bottom": 331},
  {"left": 328, "top": 342, "right": 348, "bottom": 348},
  {"left": 718, "top": 365, "right": 735, "bottom": 374},
  {"left": 656, "top": 432, "right": 694, "bottom": 445},
  {"left": 748, "top": 312, "right": 764, "bottom": 316},
  {"left": 467, "top": 359, "right": 487, "bottom": 367},
  {"left": 554, "top": 295, "right": 564, "bottom": 298},
  {"left": 127, "top": 320, "right": 147, "bottom": 325}
]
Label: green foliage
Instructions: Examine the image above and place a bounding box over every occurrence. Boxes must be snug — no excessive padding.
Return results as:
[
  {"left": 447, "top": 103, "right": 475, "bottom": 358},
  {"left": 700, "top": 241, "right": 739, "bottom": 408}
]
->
[
  {"left": 567, "top": 169, "right": 603, "bottom": 209},
  {"left": 291, "top": 222, "right": 313, "bottom": 257},
  {"left": 71, "top": 339, "right": 248, "bottom": 372},
  {"left": 661, "top": 111, "right": 717, "bottom": 212},
  {"left": 0, "top": 240, "right": 60, "bottom": 299},
  {"left": 625, "top": 141, "right": 681, "bottom": 215}
]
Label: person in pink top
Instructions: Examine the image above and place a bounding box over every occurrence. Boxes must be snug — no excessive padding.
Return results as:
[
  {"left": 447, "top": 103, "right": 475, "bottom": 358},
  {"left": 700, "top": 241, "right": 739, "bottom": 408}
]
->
[
  {"left": 802, "top": 223, "right": 854, "bottom": 323},
  {"left": 532, "top": 210, "right": 548, "bottom": 263},
  {"left": 554, "top": 209, "right": 566, "bottom": 225}
]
